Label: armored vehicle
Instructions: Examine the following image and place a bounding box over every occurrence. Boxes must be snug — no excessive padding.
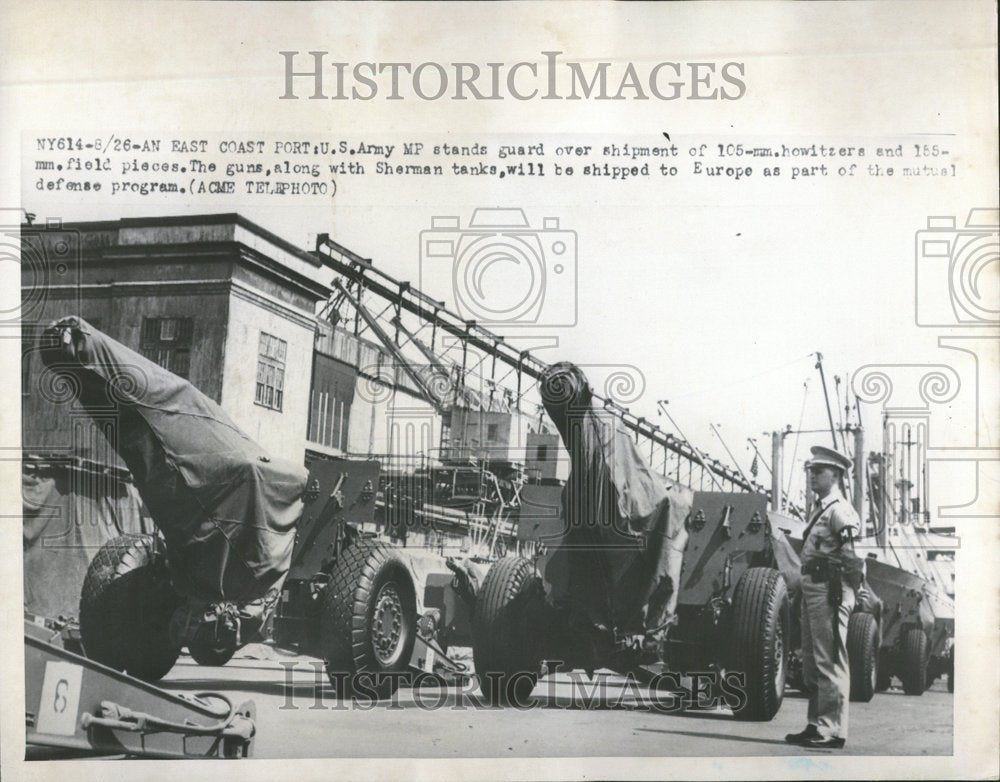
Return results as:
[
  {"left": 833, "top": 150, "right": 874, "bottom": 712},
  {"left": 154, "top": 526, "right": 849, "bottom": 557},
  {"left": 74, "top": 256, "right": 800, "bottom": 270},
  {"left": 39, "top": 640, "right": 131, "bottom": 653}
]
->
[{"left": 864, "top": 557, "right": 954, "bottom": 694}]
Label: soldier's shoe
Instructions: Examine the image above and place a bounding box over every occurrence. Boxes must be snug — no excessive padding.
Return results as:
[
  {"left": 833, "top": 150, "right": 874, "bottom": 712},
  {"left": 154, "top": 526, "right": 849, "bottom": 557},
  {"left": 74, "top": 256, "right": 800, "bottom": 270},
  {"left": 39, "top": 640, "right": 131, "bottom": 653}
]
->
[
  {"left": 802, "top": 736, "right": 846, "bottom": 749},
  {"left": 784, "top": 725, "right": 821, "bottom": 744}
]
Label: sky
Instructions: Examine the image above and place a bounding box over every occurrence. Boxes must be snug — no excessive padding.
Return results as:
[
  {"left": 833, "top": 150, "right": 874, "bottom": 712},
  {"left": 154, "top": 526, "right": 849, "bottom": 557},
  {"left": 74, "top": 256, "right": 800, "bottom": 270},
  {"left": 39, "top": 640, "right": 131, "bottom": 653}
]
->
[{"left": 2, "top": 1, "right": 996, "bottom": 502}]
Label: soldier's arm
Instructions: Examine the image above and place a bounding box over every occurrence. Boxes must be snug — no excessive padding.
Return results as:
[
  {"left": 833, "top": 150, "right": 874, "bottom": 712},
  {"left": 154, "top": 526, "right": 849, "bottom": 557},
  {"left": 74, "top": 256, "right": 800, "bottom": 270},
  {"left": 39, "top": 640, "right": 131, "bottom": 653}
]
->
[
  {"left": 829, "top": 505, "right": 860, "bottom": 554},
  {"left": 830, "top": 504, "right": 867, "bottom": 589}
]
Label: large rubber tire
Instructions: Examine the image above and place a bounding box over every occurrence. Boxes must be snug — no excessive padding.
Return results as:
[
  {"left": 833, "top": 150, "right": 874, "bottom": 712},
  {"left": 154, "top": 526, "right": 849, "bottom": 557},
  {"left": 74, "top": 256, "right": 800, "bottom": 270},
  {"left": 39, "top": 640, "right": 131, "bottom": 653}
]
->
[
  {"left": 899, "top": 627, "right": 929, "bottom": 695},
  {"left": 79, "top": 533, "right": 182, "bottom": 681},
  {"left": 472, "top": 556, "right": 543, "bottom": 706},
  {"left": 727, "top": 567, "right": 789, "bottom": 721},
  {"left": 188, "top": 626, "right": 237, "bottom": 667},
  {"left": 320, "top": 540, "right": 417, "bottom": 700},
  {"left": 847, "top": 612, "right": 878, "bottom": 702}
]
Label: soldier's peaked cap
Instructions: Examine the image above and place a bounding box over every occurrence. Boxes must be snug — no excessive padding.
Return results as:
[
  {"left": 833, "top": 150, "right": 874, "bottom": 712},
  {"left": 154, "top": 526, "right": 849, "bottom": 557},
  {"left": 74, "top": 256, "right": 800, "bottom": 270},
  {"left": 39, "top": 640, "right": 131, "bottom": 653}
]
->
[{"left": 807, "top": 445, "right": 852, "bottom": 473}]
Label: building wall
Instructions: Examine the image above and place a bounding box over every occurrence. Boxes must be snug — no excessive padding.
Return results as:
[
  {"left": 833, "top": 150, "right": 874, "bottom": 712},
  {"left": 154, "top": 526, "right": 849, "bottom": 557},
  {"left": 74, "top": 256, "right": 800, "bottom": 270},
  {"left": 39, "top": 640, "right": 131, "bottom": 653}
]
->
[
  {"left": 221, "top": 286, "right": 315, "bottom": 464},
  {"left": 22, "top": 216, "right": 328, "bottom": 468},
  {"left": 446, "top": 408, "right": 512, "bottom": 461},
  {"left": 108, "top": 284, "right": 231, "bottom": 402},
  {"left": 345, "top": 375, "right": 388, "bottom": 457},
  {"left": 22, "top": 278, "right": 230, "bottom": 460},
  {"left": 444, "top": 407, "right": 558, "bottom": 469},
  {"left": 345, "top": 375, "right": 441, "bottom": 468},
  {"left": 21, "top": 223, "right": 244, "bottom": 462},
  {"left": 509, "top": 409, "right": 555, "bottom": 467},
  {"left": 526, "top": 432, "right": 562, "bottom": 481},
  {"left": 306, "top": 353, "right": 356, "bottom": 454}
]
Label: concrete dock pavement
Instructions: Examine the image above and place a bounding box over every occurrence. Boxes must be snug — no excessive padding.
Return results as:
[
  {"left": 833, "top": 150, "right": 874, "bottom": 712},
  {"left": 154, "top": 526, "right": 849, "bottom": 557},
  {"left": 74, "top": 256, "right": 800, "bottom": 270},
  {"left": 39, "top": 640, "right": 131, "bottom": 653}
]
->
[{"left": 159, "top": 651, "right": 953, "bottom": 758}]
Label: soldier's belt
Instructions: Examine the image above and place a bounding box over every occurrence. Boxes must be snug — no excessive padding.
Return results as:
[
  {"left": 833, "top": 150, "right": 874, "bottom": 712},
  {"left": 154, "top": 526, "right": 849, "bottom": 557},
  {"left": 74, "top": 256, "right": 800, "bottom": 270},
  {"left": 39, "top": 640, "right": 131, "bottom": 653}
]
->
[{"left": 801, "top": 559, "right": 840, "bottom": 582}]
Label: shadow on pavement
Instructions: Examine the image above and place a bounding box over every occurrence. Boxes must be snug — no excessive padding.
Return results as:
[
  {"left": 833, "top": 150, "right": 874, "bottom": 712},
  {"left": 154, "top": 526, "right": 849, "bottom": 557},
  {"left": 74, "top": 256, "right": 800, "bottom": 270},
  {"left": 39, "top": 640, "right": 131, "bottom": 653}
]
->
[
  {"left": 164, "top": 678, "right": 320, "bottom": 698},
  {"left": 164, "top": 677, "right": 760, "bottom": 718},
  {"left": 633, "top": 727, "right": 793, "bottom": 747}
]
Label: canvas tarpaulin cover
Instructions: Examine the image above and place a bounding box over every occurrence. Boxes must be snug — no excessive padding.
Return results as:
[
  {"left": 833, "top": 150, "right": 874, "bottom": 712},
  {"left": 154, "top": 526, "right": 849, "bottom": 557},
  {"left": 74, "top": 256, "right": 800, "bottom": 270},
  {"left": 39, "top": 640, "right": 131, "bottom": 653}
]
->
[
  {"left": 23, "top": 463, "right": 148, "bottom": 618},
  {"left": 538, "top": 362, "right": 693, "bottom": 636},
  {"left": 38, "top": 316, "right": 308, "bottom": 604},
  {"left": 768, "top": 525, "right": 803, "bottom": 596}
]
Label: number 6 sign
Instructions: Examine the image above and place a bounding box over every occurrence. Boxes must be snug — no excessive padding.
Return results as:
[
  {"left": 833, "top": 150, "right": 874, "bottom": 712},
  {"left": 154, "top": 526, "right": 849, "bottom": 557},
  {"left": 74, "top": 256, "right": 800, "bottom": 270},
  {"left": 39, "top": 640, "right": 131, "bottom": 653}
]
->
[{"left": 36, "top": 661, "right": 83, "bottom": 736}]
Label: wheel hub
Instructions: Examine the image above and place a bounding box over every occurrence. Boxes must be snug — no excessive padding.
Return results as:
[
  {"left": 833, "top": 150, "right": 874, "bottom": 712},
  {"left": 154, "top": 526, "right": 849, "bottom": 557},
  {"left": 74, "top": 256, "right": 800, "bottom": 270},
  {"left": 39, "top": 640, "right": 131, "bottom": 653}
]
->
[{"left": 372, "top": 583, "right": 404, "bottom": 664}]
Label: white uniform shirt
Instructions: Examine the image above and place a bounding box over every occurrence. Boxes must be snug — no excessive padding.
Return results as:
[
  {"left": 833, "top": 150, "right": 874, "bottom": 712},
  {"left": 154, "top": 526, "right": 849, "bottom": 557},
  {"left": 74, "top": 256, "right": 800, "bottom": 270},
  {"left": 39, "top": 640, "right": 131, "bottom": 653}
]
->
[{"left": 801, "top": 489, "right": 861, "bottom": 563}]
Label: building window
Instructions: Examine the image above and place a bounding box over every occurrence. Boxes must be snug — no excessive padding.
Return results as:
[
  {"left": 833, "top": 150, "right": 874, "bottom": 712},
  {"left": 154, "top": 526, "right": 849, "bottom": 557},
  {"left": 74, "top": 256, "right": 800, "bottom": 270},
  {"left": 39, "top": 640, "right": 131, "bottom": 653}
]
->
[
  {"left": 536, "top": 444, "right": 548, "bottom": 462},
  {"left": 487, "top": 423, "right": 499, "bottom": 442},
  {"left": 256, "top": 331, "right": 287, "bottom": 411},
  {"left": 140, "top": 317, "right": 192, "bottom": 378},
  {"left": 307, "top": 353, "right": 355, "bottom": 450}
]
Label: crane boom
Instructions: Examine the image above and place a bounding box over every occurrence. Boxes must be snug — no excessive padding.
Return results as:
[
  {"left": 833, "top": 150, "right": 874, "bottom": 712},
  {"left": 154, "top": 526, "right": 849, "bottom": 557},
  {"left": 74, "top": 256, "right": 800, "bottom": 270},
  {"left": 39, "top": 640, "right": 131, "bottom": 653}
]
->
[{"left": 315, "top": 234, "right": 762, "bottom": 494}]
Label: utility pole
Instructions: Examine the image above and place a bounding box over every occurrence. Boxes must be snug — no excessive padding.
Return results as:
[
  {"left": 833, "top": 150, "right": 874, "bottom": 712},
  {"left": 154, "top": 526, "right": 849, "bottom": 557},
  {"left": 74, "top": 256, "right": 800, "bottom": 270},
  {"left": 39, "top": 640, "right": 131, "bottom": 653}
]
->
[
  {"left": 834, "top": 375, "right": 850, "bottom": 454},
  {"left": 852, "top": 426, "right": 865, "bottom": 520},
  {"left": 815, "top": 352, "right": 838, "bottom": 448},
  {"left": 902, "top": 425, "right": 917, "bottom": 528},
  {"left": 771, "top": 431, "right": 784, "bottom": 512}
]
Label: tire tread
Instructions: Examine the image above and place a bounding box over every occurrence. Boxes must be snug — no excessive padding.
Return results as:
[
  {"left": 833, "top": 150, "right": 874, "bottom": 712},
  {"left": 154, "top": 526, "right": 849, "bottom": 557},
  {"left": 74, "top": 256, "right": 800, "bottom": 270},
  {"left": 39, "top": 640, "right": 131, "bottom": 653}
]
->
[
  {"left": 847, "top": 612, "right": 878, "bottom": 702},
  {"left": 472, "top": 557, "right": 540, "bottom": 705},
  {"left": 728, "top": 567, "right": 788, "bottom": 721},
  {"left": 321, "top": 540, "right": 415, "bottom": 698},
  {"left": 79, "top": 533, "right": 181, "bottom": 681},
  {"left": 900, "top": 627, "right": 928, "bottom": 695}
]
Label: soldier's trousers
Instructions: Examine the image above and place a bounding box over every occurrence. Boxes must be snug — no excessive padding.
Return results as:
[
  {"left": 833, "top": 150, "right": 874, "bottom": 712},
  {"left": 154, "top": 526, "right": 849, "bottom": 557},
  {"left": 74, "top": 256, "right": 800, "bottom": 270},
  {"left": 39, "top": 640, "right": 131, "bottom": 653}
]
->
[{"left": 800, "top": 575, "right": 855, "bottom": 739}]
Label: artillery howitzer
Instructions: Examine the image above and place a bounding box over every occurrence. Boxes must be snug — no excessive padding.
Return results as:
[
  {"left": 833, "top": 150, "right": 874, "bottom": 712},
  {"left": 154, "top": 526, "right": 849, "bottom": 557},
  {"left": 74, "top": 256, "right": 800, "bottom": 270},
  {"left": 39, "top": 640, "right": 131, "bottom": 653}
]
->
[
  {"left": 468, "top": 363, "right": 799, "bottom": 720},
  {"left": 38, "top": 317, "right": 454, "bottom": 698}
]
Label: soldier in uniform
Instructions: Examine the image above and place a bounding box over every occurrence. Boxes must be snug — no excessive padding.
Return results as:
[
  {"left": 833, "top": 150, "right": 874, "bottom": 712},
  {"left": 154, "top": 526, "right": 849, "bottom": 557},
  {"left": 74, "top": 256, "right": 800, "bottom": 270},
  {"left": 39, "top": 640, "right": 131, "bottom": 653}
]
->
[{"left": 785, "top": 445, "right": 861, "bottom": 749}]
